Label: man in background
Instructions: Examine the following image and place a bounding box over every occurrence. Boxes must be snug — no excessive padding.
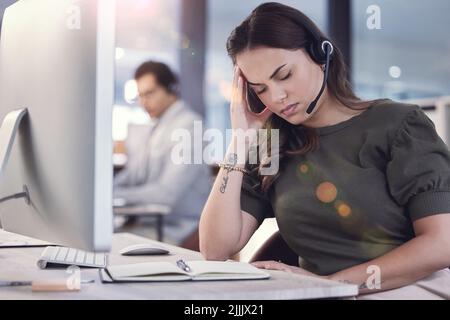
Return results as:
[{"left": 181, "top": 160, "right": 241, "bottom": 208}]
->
[{"left": 114, "top": 61, "right": 211, "bottom": 247}]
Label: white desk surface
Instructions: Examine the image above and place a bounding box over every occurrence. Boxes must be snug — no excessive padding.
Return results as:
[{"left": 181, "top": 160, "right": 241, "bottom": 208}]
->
[{"left": 0, "top": 231, "right": 357, "bottom": 300}]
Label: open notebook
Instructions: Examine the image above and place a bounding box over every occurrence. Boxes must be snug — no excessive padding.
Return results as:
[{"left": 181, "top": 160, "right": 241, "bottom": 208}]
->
[{"left": 100, "top": 260, "right": 270, "bottom": 282}]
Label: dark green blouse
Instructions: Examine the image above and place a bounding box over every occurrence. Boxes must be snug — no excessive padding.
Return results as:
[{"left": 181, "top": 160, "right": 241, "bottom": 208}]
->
[{"left": 240, "top": 99, "right": 450, "bottom": 276}]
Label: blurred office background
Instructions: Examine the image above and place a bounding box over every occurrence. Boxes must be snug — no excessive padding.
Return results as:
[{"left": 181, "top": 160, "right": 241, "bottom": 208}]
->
[
  {"left": 107, "top": 0, "right": 450, "bottom": 142},
  {"left": 2, "top": 0, "right": 448, "bottom": 154},
  {"left": 1, "top": 0, "right": 450, "bottom": 258}
]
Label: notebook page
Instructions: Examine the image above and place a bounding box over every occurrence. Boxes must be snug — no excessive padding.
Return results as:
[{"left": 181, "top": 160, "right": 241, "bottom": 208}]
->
[
  {"left": 187, "top": 261, "right": 269, "bottom": 277},
  {"left": 107, "top": 262, "right": 188, "bottom": 278}
]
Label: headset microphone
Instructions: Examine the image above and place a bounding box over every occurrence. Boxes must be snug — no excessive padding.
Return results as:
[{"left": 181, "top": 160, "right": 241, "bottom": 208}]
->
[{"left": 306, "top": 40, "right": 333, "bottom": 114}]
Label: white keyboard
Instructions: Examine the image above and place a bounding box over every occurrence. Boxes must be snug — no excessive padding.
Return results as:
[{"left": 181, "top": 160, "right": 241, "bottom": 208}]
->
[{"left": 37, "top": 246, "right": 108, "bottom": 269}]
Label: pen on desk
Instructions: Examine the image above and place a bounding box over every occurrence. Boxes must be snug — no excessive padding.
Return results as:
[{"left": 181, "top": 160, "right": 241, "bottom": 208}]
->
[
  {"left": 0, "top": 279, "right": 95, "bottom": 289},
  {"left": 0, "top": 281, "right": 32, "bottom": 287},
  {"left": 176, "top": 259, "right": 191, "bottom": 272}
]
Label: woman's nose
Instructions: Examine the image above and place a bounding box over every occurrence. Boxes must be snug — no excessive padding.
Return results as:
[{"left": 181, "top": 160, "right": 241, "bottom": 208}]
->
[{"left": 271, "top": 87, "right": 288, "bottom": 105}]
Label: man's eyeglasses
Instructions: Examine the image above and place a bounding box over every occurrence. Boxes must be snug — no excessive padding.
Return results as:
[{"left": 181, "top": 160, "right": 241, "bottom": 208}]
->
[
  {"left": 138, "top": 89, "right": 157, "bottom": 101},
  {"left": 128, "top": 89, "right": 157, "bottom": 104}
]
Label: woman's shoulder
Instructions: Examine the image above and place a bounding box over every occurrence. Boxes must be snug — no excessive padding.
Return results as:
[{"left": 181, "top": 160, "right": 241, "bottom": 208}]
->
[
  {"left": 364, "top": 98, "right": 423, "bottom": 131},
  {"left": 369, "top": 98, "right": 421, "bottom": 120},
  {"left": 359, "top": 99, "right": 441, "bottom": 150}
]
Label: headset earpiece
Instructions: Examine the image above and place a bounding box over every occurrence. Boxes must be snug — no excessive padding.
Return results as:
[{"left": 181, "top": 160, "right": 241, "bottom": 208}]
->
[{"left": 308, "top": 39, "right": 334, "bottom": 64}]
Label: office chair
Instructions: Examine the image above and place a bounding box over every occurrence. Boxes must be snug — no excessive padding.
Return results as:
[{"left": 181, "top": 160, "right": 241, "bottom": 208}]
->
[
  {"left": 179, "top": 227, "right": 200, "bottom": 252},
  {"left": 249, "top": 231, "right": 299, "bottom": 267}
]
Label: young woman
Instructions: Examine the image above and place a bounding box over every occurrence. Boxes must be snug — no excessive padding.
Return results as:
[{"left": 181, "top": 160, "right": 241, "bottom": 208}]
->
[{"left": 199, "top": 2, "right": 450, "bottom": 298}]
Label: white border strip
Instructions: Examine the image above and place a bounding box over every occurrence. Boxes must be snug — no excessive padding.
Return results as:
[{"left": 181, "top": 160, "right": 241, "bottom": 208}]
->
[{"left": 94, "top": 0, "right": 115, "bottom": 252}]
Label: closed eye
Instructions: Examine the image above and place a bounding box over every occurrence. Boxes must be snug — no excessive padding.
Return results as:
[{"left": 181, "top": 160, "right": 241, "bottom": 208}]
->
[
  {"left": 255, "top": 72, "right": 292, "bottom": 95},
  {"left": 280, "top": 71, "right": 292, "bottom": 81},
  {"left": 256, "top": 87, "right": 267, "bottom": 95}
]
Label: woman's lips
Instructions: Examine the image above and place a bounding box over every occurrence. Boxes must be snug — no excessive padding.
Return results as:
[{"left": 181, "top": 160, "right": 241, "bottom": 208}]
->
[{"left": 281, "top": 103, "right": 299, "bottom": 116}]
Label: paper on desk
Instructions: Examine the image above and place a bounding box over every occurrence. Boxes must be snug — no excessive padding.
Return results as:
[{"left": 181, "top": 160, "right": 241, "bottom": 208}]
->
[{"left": 0, "top": 229, "right": 56, "bottom": 248}]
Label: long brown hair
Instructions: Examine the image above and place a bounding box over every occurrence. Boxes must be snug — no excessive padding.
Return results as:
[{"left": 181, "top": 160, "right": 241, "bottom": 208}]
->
[{"left": 226, "top": 2, "right": 368, "bottom": 192}]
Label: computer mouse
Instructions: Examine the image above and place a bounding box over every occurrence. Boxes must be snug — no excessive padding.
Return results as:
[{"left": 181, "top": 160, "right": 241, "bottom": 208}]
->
[{"left": 119, "top": 244, "right": 170, "bottom": 256}]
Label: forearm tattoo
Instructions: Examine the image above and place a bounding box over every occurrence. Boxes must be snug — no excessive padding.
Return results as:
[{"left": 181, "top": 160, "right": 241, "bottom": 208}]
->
[
  {"left": 338, "top": 280, "right": 383, "bottom": 291},
  {"left": 219, "top": 153, "right": 238, "bottom": 194},
  {"left": 220, "top": 168, "right": 231, "bottom": 194}
]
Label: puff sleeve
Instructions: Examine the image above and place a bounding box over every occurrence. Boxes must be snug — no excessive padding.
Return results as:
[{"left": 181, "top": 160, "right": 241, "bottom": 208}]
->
[
  {"left": 386, "top": 107, "right": 450, "bottom": 221},
  {"left": 240, "top": 164, "right": 275, "bottom": 225}
]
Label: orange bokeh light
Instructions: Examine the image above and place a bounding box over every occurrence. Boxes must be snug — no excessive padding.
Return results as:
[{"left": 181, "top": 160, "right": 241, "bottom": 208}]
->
[{"left": 316, "top": 182, "right": 337, "bottom": 203}]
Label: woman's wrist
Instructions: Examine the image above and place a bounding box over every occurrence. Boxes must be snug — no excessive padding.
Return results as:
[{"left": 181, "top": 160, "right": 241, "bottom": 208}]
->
[
  {"left": 225, "top": 144, "right": 247, "bottom": 169},
  {"left": 226, "top": 133, "right": 252, "bottom": 167}
]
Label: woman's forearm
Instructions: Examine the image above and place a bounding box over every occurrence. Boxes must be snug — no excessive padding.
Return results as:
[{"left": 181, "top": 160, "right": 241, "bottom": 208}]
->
[
  {"left": 328, "top": 233, "right": 450, "bottom": 294},
  {"left": 199, "top": 140, "right": 248, "bottom": 260}
]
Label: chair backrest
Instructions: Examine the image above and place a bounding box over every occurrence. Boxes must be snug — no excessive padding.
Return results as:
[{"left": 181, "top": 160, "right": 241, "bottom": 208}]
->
[
  {"left": 180, "top": 227, "right": 200, "bottom": 252},
  {"left": 249, "top": 231, "right": 299, "bottom": 266}
]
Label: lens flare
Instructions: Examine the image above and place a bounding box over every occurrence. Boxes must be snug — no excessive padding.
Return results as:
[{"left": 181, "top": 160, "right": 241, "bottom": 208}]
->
[
  {"left": 334, "top": 200, "right": 352, "bottom": 218},
  {"left": 299, "top": 164, "right": 309, "bottom": 174},
  {"left": 316, "top": 182, "right": 337, "bottom": 203}
]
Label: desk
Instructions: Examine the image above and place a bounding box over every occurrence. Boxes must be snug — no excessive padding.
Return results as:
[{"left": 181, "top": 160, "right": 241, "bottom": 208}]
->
[{"left": 0, "top": 231, "right": 358, "bottom": 300}]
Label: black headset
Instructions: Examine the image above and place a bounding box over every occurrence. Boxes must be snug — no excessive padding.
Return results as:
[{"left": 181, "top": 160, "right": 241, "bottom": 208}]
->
[
  {"left": 302, "top": 17, "right": 334, "bottom": 114},
  {"left": 246, "top": 16, "right": 334, "bottom": 115}
]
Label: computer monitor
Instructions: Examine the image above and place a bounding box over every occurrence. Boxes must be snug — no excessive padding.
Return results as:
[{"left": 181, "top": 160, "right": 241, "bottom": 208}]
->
[{"left": 0, "top": 0, "right": 115, "bottom": 252}]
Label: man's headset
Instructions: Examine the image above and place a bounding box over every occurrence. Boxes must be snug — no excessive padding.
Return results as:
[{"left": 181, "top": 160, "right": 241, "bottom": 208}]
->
[{"left": 246, "top": 17, "right": 334, "bottom": 115}]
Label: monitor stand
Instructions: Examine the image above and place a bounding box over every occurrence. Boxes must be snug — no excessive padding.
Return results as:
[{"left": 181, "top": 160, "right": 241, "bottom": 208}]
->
[
  {"left": 0, "top": 109, "right": 35, "bottom": 252},
  {"left": 0, "top": 108, "right": 31, "bottom": 210},
  {"left": 0, "top": 108, "right": 28, "bottom": 176}
]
